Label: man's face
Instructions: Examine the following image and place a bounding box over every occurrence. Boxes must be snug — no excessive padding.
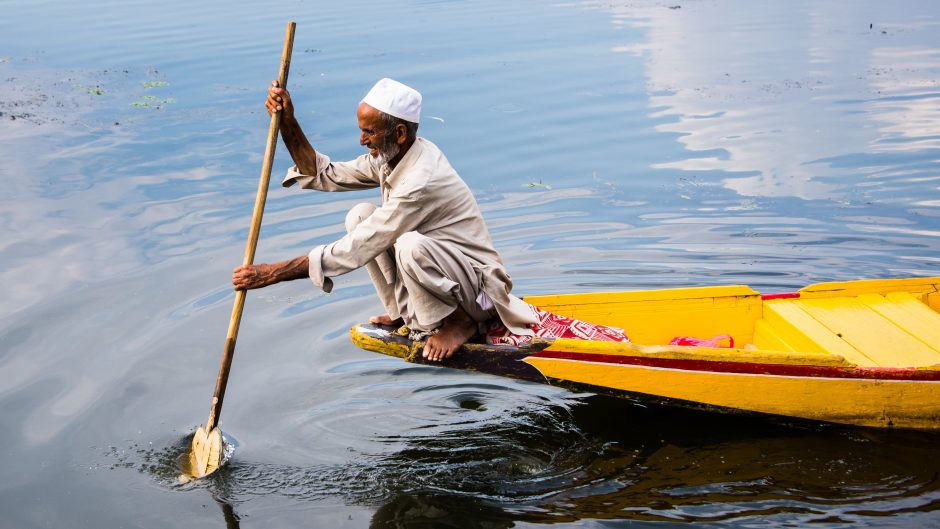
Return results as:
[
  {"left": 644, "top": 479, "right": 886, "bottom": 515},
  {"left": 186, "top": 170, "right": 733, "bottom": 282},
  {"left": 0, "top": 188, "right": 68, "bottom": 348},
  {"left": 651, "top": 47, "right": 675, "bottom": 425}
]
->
[{"left": 357, "top": 103, "right": 389, "bottom": 159}]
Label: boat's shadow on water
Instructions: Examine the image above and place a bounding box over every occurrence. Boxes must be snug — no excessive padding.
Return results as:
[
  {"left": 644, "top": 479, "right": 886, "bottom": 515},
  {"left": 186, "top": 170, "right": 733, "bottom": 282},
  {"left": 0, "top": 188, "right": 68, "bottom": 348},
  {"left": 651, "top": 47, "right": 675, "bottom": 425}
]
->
[
  {"left": 141, "top": 395, "right": 940, "bottom": 527},
  {"left": 364, "top": 397, "right": 940, "bottom": 526}
]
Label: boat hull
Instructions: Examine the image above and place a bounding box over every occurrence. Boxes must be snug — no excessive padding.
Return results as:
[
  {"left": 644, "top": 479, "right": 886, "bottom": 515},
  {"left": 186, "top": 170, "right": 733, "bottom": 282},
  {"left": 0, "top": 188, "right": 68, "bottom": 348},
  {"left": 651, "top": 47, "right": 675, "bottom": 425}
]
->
[
  {"left": 351, "top": 323, "right": 940, "bottom": 430},
  {"left": 526, "top": 347, "right": 940, "bottom": 430},
  {"left": 349, "top": 277, "right": 940, "bottom": 430}
]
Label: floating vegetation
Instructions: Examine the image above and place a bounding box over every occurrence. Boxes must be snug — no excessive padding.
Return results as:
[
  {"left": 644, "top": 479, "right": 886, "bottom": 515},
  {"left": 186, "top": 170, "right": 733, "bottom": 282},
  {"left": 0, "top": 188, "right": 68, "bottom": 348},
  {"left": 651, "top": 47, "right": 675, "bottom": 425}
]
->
[
  {"left": 134, "top": 79, "right": 172, "bottom": 107},
  {"left": 74, "top": 84, "right": 106, "bottom": 95},
  {"left": 527, "top": 179, "right": 552, "bottom": 190},
  {"left": 131, "top": 95, "right": 175, "bottom": 109}
]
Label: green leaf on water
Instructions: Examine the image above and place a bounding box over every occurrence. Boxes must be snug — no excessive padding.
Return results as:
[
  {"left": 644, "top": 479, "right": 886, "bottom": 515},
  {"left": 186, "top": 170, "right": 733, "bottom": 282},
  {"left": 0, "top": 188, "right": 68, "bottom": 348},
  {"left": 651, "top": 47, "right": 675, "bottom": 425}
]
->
[
  {"left": 73, "top": 84, "right": 106, "bottom": 95},
  {"left": 131, "top": 95, "right": 176, "bottom": 109},
  {"left": 527, "top": 179, "right": 552, "bottom": 190},
  {"left": 141, "top": 81, "right": 169, "bottom": 88}
]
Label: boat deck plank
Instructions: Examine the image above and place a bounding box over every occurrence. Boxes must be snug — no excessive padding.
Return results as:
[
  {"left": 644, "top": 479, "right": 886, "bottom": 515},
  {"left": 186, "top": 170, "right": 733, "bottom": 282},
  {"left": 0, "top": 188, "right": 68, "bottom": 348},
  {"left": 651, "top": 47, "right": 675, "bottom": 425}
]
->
[
  {"left": 752, "top": 319, "right": 796, "bottom": 353},
  {"left": 865, "top": 292, "right": 940, "bottom": 356},
  {"left": 762, "top": 301, "right": 876, "bottom": 366},
  {"left": 796, "top": 297, "right": 940, "bottom": 368}
]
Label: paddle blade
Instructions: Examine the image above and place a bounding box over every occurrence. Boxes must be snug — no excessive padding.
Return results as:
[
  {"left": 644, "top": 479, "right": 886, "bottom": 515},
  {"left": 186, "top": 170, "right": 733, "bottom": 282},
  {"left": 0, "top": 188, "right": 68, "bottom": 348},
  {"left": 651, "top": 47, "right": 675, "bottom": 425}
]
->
[
  {"left": 180, "top": 426, "right": 227, "bottom": 481},
  {"left": 204, "top": 427, "right": 223, "bottom": 475},
  {"left": 190, "top": 426, "right": 211, "bottom": 477}
]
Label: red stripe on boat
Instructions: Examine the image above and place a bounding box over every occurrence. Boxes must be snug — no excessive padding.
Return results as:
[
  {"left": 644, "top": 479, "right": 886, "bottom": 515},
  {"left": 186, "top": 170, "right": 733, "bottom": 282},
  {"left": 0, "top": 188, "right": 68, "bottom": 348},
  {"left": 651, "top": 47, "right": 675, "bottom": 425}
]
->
[
  {"left": 531, "top": 350, "right": 940, "bottom": 381},
  {"left": 761, "top": 292, "right": 801, "bottom": 300}
]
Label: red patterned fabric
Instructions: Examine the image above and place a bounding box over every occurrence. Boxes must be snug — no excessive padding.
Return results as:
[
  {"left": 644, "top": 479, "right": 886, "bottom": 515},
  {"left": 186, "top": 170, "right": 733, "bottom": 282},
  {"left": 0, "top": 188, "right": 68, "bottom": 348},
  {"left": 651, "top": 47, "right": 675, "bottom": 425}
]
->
[{"left": 485, "top": 305, "right": 630, "bottom": 346}]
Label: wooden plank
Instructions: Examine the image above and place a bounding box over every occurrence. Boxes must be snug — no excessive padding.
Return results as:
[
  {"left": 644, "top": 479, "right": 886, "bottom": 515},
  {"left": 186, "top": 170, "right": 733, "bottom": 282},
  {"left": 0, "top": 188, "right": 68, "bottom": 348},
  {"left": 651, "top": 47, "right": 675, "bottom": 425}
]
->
[
  {"left": 800, "top": 277, "right": 940, "bottom": 299},
  {"left": 762, "top": 301, "right": 873, "bottom": 366},
  {"left": 545, "top": 337, "right": 850, "bottom": 367},
  {"left": 864, "top": 293, "right": 940, "bottom": 355},
  {"left": 797, "top": 298, "right": 940, "bottom": 368},
  {"left": 525, "top": 285, "right": 759, "bottom": 307},
  {"left": 752, "top": 319, "right": 797, "bottom": 352},
  {"left": 927, "top": 291, "right": 940, "bottom": 313},
  {"left": 524, "top": 356, "right": 940, "bottom": 429}
]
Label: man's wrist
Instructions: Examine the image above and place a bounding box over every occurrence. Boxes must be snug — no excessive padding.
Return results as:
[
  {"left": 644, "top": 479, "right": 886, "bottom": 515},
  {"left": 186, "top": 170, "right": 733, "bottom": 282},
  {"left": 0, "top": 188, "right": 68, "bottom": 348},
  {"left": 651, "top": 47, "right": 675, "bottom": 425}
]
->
[
  {"left": 279, "top": 255, "right": 310, "bottom": 282},
  {"left": 280, "top": 114, "right": 298, "bottom": 128}
]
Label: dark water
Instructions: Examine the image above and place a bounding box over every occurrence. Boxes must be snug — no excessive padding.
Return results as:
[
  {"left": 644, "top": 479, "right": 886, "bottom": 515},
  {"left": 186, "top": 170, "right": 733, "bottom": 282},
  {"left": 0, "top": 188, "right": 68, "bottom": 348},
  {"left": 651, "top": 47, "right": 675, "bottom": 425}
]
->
[{"left": 2, "top": 0, "right": 939, "bottom": 527}]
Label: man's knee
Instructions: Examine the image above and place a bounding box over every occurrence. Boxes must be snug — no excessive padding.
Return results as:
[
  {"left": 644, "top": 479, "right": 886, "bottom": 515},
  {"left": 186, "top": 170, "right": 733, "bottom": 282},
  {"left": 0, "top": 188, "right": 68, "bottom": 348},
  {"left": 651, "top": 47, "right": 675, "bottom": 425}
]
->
[
  {"left": 394, "top": 231, "right": 432, "bottom": 273},
  {"left": 345, "top": 202, "right": 377, "bottom": 233}
]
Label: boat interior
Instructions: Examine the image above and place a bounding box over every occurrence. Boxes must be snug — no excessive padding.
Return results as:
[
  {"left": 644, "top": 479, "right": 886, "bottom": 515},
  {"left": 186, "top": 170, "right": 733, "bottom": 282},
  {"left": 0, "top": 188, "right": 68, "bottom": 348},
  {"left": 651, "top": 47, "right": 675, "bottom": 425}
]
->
[{"left": 523, "top": 277, "right": 940, "bottom": 369}]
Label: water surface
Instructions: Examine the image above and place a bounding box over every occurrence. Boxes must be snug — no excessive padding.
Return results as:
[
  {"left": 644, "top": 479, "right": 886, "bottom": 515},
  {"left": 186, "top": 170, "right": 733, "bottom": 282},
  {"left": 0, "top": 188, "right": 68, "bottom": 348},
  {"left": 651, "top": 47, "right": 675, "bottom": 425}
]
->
[{"left": 1, "top": 0, "right": 939, "bottom": 527}]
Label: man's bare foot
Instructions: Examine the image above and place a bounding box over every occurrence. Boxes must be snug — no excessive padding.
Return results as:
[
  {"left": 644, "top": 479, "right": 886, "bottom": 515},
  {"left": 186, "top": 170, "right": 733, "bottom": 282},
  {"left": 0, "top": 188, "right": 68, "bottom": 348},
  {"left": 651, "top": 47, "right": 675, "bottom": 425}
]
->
[
  {"left": 369, "top": 314, "right": 403, "bottom": 326},
  {"left": 424, "top": 306, "right": 476, "bottom": 362}
]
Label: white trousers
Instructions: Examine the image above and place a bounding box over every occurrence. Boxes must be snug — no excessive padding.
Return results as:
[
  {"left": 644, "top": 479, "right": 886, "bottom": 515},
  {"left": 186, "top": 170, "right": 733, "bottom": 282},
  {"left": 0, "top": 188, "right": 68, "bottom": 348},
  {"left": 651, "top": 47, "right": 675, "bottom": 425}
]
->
[{"left": 346, "top": 203, "right": 493, "bottom": 331}]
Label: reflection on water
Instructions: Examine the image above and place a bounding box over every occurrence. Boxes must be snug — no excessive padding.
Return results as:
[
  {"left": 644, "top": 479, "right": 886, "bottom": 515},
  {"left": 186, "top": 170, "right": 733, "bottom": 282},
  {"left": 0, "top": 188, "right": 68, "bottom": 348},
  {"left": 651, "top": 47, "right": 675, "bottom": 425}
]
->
[
  {"left": 2, "top": 0, "right": 939, "bottom": 527},
  {"left": 602, "top": 0, "right": 940, "bottom": 201},
  {"left": 130, "top": 394, "right": 940, "bottom": 526}
]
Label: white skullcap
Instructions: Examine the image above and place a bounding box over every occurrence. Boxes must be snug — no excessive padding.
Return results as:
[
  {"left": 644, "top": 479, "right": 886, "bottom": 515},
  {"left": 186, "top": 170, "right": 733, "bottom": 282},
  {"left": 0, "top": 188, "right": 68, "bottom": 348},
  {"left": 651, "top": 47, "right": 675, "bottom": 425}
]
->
[{"left": 361, "top": 78, "right": 422, "bottom": 124}]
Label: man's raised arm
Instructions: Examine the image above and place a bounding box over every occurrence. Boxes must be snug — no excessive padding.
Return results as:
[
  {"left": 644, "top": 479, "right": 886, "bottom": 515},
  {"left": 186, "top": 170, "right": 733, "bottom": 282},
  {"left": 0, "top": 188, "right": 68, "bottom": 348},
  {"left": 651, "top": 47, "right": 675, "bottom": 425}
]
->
[{"left": 266, "top": 80, "right": 318, "bottom": 176}]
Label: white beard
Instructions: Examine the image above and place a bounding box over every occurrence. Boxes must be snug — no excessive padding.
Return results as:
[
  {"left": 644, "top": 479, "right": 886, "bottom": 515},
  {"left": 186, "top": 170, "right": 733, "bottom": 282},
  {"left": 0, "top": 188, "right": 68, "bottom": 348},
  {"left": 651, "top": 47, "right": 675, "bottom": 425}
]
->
[{"left": 374, "top": 140, "right": 400, "bottom": 166}]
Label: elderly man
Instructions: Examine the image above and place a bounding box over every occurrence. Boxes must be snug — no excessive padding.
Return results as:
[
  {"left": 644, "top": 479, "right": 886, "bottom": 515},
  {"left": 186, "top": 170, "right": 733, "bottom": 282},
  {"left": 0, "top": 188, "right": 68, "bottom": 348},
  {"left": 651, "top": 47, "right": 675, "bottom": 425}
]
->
[{"left": 232, "top": 78, "right": 537, "bottom": 361}]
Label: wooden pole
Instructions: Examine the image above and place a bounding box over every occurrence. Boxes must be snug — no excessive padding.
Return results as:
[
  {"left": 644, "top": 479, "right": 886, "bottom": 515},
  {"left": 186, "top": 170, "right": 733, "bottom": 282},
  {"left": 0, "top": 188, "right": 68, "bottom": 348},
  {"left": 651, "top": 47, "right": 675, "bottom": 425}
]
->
[{"left": 205, "top": 21, "right": 296, "bottom": 433}]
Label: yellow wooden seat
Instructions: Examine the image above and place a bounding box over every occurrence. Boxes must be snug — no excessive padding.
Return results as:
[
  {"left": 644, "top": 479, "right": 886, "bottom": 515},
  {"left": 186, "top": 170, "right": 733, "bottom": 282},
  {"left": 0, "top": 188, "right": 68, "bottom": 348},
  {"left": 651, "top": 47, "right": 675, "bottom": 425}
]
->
[{"left": 756, "top": 292, "right": 940, "bottom": 368}]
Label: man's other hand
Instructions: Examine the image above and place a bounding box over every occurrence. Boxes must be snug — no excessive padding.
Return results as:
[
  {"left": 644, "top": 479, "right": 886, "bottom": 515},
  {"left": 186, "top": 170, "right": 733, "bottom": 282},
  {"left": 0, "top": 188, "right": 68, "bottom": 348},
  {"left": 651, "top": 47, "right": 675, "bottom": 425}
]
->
[{"left": 232, "top": 263, "right": 278, "bottom": 290}]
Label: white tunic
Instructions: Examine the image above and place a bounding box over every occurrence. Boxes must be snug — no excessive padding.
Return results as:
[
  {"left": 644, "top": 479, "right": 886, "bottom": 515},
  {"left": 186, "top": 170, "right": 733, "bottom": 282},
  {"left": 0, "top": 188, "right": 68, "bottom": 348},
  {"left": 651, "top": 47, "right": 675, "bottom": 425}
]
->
[{"left": 282, "top": 137, "right": 536, "bottom": 335}]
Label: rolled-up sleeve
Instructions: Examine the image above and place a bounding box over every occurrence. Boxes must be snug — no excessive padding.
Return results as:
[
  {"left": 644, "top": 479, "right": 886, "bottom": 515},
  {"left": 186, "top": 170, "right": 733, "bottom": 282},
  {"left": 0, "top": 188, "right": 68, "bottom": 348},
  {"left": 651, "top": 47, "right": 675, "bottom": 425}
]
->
[{"left": 307, "top": 245, "right": 334, "bottom": 293}]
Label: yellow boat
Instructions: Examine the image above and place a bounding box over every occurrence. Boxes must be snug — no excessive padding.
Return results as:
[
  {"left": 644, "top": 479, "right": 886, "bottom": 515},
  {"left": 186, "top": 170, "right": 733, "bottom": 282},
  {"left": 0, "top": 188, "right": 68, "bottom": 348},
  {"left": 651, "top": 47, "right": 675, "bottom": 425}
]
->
[{"left": 350, "top": 277, "right": 940, "bottom": 430}]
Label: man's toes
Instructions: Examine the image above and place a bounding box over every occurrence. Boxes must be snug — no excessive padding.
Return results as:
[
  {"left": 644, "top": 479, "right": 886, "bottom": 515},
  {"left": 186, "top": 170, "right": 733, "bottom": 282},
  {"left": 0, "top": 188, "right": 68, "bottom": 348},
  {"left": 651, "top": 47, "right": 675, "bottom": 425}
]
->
[{"left": 370, "top": 314, "right": 404, "bottom": 326}]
